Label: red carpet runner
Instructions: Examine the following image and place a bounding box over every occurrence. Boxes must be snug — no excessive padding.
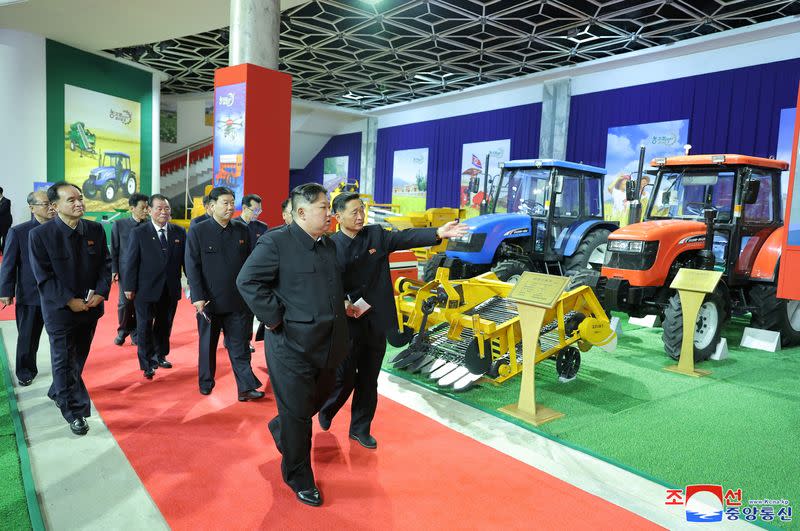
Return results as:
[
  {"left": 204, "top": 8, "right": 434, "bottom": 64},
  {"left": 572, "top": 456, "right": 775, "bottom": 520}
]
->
[{"left": 6, "top": 286, "right": 661, "bottom": 530}]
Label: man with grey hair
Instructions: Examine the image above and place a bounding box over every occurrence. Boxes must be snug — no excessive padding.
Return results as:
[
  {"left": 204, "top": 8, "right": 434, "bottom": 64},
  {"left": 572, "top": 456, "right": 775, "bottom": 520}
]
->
[
  {"left": 0, "top": 190, "right": 56, "bottom": 386},
  {"left": 237, "top": 182, "right": 348, "bottom": 507}
]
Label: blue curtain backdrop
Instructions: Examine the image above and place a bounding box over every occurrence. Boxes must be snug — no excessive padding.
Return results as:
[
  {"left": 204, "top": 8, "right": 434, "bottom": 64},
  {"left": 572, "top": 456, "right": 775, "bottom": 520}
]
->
[
  {"left": 374, "top": 103, "right": 542, "bottom": 208},
  {"left": 290, "top": 132, "right": 362, "bottom": 190},
  {"left": 567, "top": 57, "right": 800, "bottom": 167}
]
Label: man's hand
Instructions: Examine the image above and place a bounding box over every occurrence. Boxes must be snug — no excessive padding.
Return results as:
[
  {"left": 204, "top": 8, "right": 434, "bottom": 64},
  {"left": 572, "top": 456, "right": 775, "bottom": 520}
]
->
[
  {"left": 67, "top": 298, "right": 89, "bottom": 312},
  {"left": 0, "top": 296, "right": 13, "bottom": 309},
  {"left": 124, "top": 291, "right": 135, "bottom": 301},
  {"left": 86, "top": 294, "right": 104, "bottom": 308},
  {"left": 193, "top": 300, "right": 207, "bottom": 312},
  {"left": 112, "top": 273, "right": 119, "bottom": 283},
  {"left": 436, "top": 220, "right": 470, "bottom": 240},
  {"left": 345, "top": 300, "right": 357, "bottom": 318}
]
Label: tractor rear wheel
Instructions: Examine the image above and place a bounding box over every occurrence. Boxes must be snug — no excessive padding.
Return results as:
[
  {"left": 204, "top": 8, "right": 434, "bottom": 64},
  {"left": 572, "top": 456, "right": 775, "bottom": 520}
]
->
[
  {"left": 749, "top": 284, "right": 800, "bottom": 346},
  {"left": 662, "top": 289, "right": 725, "bottom": 362},
  {"left": 124, "top": 175, "right": 137, "bottom": 197},
  {"left": 491, "top": 259, "right": 529, "bottom": 284},
  {"left": 563, "top": 229, "right": 610, "bottom": 273}
]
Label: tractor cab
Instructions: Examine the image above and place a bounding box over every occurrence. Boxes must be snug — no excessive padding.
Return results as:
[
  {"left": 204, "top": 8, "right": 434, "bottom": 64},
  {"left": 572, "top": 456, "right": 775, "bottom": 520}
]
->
[{"left": 425, "top": 159, "right": 616, "bottom": 282}]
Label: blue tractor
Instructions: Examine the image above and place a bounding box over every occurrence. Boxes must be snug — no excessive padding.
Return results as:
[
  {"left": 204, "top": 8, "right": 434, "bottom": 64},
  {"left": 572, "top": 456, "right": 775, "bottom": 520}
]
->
[
  {"left": 83, "top": 151, "right": 137, "bottom": 203},
  {"left": 424, "top": 159, "right": 618, "bottom": 282}
]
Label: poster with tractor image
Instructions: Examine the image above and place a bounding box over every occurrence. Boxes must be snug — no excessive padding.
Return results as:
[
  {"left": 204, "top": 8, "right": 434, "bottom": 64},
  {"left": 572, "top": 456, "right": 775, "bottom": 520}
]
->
[
  {"left": 64, "top": 84, "right": 141, "bottom": 212},
  {"left": 460, "top": 139, "right": 510, "bottom": 219}
]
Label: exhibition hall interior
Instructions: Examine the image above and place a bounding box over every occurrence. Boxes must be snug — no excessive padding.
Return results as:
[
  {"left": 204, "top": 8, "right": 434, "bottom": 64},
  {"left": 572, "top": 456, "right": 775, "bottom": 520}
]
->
[{"left": 2, "top": 0, "right": 800, "bottom": 528}]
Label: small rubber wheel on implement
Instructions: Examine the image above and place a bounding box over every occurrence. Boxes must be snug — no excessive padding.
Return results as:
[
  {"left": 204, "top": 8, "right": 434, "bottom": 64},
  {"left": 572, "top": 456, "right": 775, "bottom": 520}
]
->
[
  {"left": 487, "top": 359, "right": 511, "bottom": 379},
  {"left": 556, "top": 347, "right": 581, "bottom": 381}
]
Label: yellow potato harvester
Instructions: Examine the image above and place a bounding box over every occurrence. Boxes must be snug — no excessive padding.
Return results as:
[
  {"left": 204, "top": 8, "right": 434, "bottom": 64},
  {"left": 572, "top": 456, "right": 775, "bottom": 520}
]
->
[
  {"left": 389, "top": 265, "right": 615, "bottom": 391},
  {"left": 385, "top": 207, "right": 466, "bottom": 263}
]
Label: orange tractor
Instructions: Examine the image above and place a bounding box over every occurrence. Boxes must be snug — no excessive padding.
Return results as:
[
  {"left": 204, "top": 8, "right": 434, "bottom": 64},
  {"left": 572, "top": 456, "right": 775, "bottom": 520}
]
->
[{"left": 573, "top": 154, "right": 800, "bottom": 361}]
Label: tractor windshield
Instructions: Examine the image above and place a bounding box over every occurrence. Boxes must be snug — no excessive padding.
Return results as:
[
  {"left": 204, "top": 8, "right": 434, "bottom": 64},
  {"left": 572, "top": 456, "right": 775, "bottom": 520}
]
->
[
  {"left": 648, "top": 170, "right": 735, "bottom": 222},
  {"left": 492, "top": 168, "right": 551, "bottom": 216}
]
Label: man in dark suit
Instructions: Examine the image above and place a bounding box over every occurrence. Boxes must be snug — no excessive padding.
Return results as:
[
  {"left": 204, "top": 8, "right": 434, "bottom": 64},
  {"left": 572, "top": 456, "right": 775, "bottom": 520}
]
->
[
  {"left": 0, "top": 191, "right": 56, "bottom": 386},
  {"left": 237, "top": 183, "right": 349, "bottom": 507},
  {"left": 111, "top": 193, "right": 149, "bottom": 346},
  {"left": 318, "top": 193, "right": 467, "bottom": 448},
  {"left": 280, "top": 197, "right": 293, "bottom": 226},
  {"left": 185, "top": 186, "right": 263, "bottom": 400},
  {"left": 234, "top": 193, "right": 269, "bottom": 352},
  {"left": 0, "top": 187, "right": 12, "bottom": 253},
  {"left": 189, "top": 195, "right": 212, "bottom": 228},
  {"left": 29, "top": 182, "right": 111, "bottom": 436},
  {"left": 123, "top": 195, "right": 186, "bottom": 379}
]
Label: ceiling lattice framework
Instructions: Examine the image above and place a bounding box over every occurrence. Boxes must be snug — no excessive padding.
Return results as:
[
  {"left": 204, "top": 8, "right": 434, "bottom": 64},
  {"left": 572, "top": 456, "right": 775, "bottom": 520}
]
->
[{"left": 107, "top": 0, "right": 800, "bottom": 109}]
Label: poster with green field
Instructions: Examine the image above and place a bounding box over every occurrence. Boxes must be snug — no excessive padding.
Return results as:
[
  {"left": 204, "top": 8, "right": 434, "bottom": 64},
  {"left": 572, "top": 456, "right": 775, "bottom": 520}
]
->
[
  {"left": 64, "top": 84, "right": 141, "bottom": 212},
  {"left": 391, "top": 148, "right": 428, "bottom": 214}
]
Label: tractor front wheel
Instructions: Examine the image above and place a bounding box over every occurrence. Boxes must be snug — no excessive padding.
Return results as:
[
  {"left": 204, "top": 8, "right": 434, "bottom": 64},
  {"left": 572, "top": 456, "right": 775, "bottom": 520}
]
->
[
  {"left": 749, "top": 284, "right": 800, "bottom": 346},
  {"left": 82, "top": 180, "right": 97, "bottom": 199},
  {"left": 103, "top": 183, "right": 116, "bottom": 202},
  {"left": 491, "top": 259, "right": 529, "bottom": 284},
  {"left": 662, "top": 289, "right": 725, "bottom": 362}
]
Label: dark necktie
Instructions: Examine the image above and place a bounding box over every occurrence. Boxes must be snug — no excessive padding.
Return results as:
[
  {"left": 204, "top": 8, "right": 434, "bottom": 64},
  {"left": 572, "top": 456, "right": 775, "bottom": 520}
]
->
[{"left": 159, "top": 228, "right": 167, "bottom": 254}]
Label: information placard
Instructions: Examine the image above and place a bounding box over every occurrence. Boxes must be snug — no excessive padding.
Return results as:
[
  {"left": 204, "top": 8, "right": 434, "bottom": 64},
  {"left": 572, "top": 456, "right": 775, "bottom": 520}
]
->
[
  {"left": 669, "top": 268, "right": 722, "bottom": 295},
  {"left": 508, "top": 272, "right": 569, "bottom": 309}
]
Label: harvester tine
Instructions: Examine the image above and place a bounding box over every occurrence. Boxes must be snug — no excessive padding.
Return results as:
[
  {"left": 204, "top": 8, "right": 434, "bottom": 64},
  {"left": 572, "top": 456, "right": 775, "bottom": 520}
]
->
[
  {"left": 394, "top": 350, "right": 426, "bottom": 369},
  {"left": 430, "top": 361, "right": 460, "bottom": 380},
  {"left": 424, "top": 358, "right": 447, "bottom": 375},
  {"left": 409, "top": 355, "right": 436, "bottom": 373},
  {"left": 453, "top": 372, "right": 483, "bottom": 392},
  {"left": 438, "top": 366, "right": 470, "bottom": 387},
  {"left": 390, "top": 348, "right": 413, "bottom": 365}
]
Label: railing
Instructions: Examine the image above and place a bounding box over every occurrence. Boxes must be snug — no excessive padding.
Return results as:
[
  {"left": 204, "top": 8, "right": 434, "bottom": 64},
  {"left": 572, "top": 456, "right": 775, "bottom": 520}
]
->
[{"left": 160, "top": 137, "right": 214, "bottom": 219}]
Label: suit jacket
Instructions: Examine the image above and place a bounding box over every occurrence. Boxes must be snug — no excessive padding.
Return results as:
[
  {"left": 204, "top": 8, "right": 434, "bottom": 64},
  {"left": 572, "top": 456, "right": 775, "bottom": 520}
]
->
[
  {"left": 0, "top": 219, "right": 45, "bottom": 305},
  {"left": 233, "top": 217, "right": 269, "bottom": 252},
  {"left": 189, "top": 213, "right": 211, "bottom": 228},
  {"left": 122, "top": 222, "right": 186, "bottom": 302},
  {"left": 332, "top": 225, "right": 439, "bottom": 332},
  {"left": 236, "top": 223, "right": 349, "bottom": 369},
  {"left": 28, "top": 216, "right": 111, "bottom": 322},
  {"left": 0, "top": 197, "right": 11, "bottom": 227},
  {"left": 111, "top": 216, "right": 145, "bottom": 275},
  {"left": 185, "top": 217, "right": 250, "bottom": 314}
]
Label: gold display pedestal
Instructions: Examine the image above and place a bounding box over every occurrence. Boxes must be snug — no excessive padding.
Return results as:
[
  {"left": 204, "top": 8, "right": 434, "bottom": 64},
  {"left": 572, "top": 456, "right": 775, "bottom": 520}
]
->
[
  {"left": 498, "top": 272, "right": 569, "bottom": 426},
  {"left": 663, "top": 268, "right": 723, "bottom": 378}
]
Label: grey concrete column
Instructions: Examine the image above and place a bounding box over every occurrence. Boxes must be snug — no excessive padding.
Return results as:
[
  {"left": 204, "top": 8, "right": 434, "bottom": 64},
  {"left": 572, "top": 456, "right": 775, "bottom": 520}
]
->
[
  {"left": 229, "top": 0, "right": 280, "bottom": 69},
  {"left": 539, "top": 78, "right": 571, "bottom": 160},
  {"left": 360, "top": 117, "right": 378, "bottom": 196}
]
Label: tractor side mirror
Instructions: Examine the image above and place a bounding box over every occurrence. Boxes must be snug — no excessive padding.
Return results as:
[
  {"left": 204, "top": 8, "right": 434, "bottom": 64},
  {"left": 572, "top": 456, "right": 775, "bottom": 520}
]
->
[
  {"left": 471, "top": 179, "right": 479, "bottom": 194},
  {"left": 554, "top": 175, "right": 563, "bottom": 194},
  {"left": 625, "top": 179, "right": 636, "bottom": 201},
  {"left": 743, "top": 178, "right": 761, "bottom": 204}
]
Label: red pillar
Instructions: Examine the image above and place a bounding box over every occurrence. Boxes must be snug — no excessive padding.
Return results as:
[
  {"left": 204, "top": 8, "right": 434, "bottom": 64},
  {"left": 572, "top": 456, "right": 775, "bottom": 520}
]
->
[{"left": 213, "top": 64, "right": 292, "bottom": 229}]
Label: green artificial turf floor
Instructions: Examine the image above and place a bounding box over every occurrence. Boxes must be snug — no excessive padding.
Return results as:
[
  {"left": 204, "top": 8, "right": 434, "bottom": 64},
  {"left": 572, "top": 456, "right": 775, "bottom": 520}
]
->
[
  {"left": 384, "top": 314, "right": 800, "bottom": 528},
  {"left": 0, "top": 336, "right": 33, "bottom": 531}
]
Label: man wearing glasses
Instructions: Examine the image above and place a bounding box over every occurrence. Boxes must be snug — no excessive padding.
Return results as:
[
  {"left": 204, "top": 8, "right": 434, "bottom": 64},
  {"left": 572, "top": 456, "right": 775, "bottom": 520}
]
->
[
  {"left": 122, "top": 195, "right": 186, "bottom": 379},
  {"left": 234, "top": 194, "right": 269, "bottom": 353},
  {"left": 0, "top": 191, "right": 56, "bottom": 386}
]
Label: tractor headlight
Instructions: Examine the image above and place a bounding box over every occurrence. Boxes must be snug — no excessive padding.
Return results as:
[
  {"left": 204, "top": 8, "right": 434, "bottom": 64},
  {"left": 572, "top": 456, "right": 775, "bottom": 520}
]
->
[
  {"left": 607, "top": 239, "right": 645, "bottom": 253},
  {"left": 450, "top": 232, "right": 472, "bottom": 244}
]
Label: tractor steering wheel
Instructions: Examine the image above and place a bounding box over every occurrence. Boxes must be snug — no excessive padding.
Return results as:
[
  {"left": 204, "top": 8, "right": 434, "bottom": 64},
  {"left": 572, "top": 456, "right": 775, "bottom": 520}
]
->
[{"left": 685, "top": 202, "right": 716, "bottom": 217}]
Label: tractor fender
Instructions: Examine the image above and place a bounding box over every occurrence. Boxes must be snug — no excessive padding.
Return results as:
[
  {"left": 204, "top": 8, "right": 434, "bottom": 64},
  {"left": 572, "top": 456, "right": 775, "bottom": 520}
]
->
[
  {"left": 750, "top": 226, "right": 783, "bottom": 282},
  {"left": 559, "top": 220, "right": 619, "bottom": 257},
  {"left": 445, "top": 213, "right": 530, "bottom": 265}
]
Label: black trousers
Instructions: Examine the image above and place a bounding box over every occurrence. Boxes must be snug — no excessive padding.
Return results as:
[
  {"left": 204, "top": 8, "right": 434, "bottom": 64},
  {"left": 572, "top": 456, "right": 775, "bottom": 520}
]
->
[
  {"left": 45, "top": 314, "right": 99, "bottom": 423},
  {"left": 197, "top": 310, "right": 261, "bottom": 393},
  {"left": 117, "top": 280, "right": 137, "bottom": 337},
  {"left": 265, "top": 331, "right": 336, "bottom": 491},
  {"left": 134, "top": 286, "right": 178, "bottom": 371},
  {"left": 0, "top": 223, "right": 9, "bottom": 253},
  {"left": 320, "top": 317, "right": 386, "bottom": 436},
  {"left": 15, "top": 304, "right": 44, "bottom": 382}
]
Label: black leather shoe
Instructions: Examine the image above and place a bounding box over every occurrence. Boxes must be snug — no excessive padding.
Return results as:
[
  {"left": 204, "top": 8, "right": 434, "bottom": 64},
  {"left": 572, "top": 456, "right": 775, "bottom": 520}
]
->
[
  {"left": 249, "top": 343, "right": 256, "bottom": 353},
  {"left": 318, "top": 412, "right": 331, "bottom": 431},
  {"left": 157, "top": 358, "right": 172, "bottom": 369},
  {"left": 69, "top": 417, "right": 89, "bottom": 436},
  {"left": 18, "top": 378, "right": 33, "bottom": 386},
  {"left": 350, "top": 432, "right": 378, "bottom": 449},
  {"left": 238, "top": 389, "right": 265, "bottom": 402},
  {"left": 113, "top": 332, "right": 127, "bottom": 346},
  {"left": 295, "top": 487, "right": 322, "bottom": 507},
  {"left": 144, "top": 368, "right": 155, "bottom": 380},
  {"left": 199, "top": 388, "right": 212, "bottom": 395}
]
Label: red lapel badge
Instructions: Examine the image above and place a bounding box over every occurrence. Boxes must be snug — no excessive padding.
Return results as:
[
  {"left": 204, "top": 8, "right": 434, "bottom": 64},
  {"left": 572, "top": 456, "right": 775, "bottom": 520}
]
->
[{"left": 369, "top": 248, "right": 377, "bottom": 254}]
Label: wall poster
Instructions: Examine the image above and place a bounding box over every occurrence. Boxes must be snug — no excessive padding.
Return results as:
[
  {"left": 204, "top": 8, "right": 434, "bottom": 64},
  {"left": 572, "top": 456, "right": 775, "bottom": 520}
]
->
[
  {"left": 160, "top": 101, "right": 177, "bottom": 144},
  {"left": 213, "top": 82, "right": 246, "bottom": 208},
  {"left": 391, "top": 148, "right": 429, "bottom": 214},
  {"left": 323, "top": 156, "right": 349, "bottom": 192},
  {"left": 604, "top": 119, "right": 689, "bottom": 226},
  {"left": 64, "top": 84, "right": 141, "bottom": 212},
  {"left": 460, "top": 139, "right": 510, "bottom": 218}
]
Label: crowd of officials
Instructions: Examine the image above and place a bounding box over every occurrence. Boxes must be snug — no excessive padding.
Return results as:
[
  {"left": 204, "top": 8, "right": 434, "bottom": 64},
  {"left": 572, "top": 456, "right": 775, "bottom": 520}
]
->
[{"left": 0, "top": 180, "right": 467, "bottom": 507}]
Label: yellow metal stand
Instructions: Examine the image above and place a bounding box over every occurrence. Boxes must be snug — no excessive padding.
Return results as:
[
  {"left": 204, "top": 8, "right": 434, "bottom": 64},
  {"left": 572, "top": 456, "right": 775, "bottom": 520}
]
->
[
  {"left": 499, "top": 272, "right": 569, "bottom": 426},
  {"left": 663, "top": 268, "right": 723, "bottom": 378}
]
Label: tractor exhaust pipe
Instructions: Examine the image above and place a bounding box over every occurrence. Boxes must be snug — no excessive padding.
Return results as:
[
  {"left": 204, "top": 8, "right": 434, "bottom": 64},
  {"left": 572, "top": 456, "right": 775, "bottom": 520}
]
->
[
  {"left": 627, "top": 145, "right": 646, "bottom": 225},
  {"left": 697, "top": 208, "right": 717, "bottom": 270}
]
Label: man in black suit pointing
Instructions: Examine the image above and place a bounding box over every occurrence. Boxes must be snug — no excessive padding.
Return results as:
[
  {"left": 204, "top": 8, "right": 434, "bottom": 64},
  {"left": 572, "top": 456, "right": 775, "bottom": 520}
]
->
[
  {"left": 237, "top": 183, "right": 348, "bottom": 507},
  {"left": 123, "top": 194, "right": 186, "bottom": 379}
]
